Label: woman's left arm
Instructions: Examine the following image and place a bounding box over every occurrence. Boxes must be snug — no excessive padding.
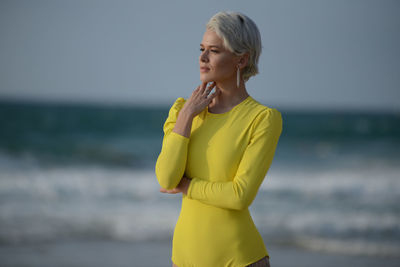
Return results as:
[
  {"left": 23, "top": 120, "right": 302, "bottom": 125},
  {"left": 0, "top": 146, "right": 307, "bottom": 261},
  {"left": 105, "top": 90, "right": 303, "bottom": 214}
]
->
[{"left": 185, "top": 109, "right": 283, "bottom": 210}]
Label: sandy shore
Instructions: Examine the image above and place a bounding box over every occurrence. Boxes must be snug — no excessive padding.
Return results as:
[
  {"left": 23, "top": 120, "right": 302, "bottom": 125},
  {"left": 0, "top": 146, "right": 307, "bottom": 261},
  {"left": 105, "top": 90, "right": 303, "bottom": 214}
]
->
[{"left": 0, "top": 240, "right": 398, "bottom": 267}]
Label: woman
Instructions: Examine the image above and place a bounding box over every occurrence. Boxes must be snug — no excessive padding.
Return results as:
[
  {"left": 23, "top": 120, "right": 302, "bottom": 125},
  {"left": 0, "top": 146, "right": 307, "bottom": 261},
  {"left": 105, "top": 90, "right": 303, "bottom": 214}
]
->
[{"left": 155, "top": 11, "right": 282, "bottom": 267}]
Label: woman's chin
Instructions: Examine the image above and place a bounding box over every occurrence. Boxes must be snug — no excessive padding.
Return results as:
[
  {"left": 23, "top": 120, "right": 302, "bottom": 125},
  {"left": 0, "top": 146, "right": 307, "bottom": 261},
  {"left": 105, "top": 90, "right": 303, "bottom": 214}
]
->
[{"left": 200, "top": 76, "right": 214, "bottom": 83}]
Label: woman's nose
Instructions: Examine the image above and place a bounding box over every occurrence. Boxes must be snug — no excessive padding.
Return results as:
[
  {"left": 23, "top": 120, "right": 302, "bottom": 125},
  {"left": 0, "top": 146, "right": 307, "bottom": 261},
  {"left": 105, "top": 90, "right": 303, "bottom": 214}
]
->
[{"left": 200, "top": 50, "right": 209, "bottom": 62}]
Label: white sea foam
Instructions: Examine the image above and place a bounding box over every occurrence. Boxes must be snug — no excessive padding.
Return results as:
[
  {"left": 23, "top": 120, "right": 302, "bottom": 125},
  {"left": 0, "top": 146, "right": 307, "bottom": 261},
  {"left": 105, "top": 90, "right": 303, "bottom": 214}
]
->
[
  {"left": 262, "top": 166, "right": 400, "bottom": 201},
  {"left": 293, "top": 236, "right": 400, "bottom": 257},
  {"left": 0, "top": 166, "right": 181, "bottom": 243},
  {"left": 0, "top": 162, "right": 399, "bottom": 257}
]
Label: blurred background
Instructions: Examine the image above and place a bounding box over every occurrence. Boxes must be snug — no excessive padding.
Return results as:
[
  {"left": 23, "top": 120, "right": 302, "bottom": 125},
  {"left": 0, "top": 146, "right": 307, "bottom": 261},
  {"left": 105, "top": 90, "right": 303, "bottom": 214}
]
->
[{"left": 0, "top": 0, "right": 399, "bottom": 266}]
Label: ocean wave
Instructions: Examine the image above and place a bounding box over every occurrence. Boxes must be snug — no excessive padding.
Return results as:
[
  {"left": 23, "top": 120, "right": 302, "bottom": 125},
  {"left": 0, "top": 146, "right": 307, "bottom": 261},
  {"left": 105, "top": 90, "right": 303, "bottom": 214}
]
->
[
  {"left": 292, "top": 236, "right": 400, "bottom": 257},
  {"left": 0, "top": 162, "right": 399, "bottom": 257}
]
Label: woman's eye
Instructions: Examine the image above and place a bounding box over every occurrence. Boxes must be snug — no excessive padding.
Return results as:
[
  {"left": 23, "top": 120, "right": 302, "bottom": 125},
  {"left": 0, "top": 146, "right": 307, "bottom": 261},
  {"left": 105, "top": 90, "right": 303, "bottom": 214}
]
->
[{"left": 199, "top": 48, "right": 218, "bottom": 53}]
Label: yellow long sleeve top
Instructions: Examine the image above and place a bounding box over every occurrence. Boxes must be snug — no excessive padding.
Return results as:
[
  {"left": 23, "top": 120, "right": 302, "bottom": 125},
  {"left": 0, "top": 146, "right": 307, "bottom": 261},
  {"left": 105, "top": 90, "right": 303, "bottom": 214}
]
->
[{"left": 155, "top": 96, "right": 282, "bottom": 267}]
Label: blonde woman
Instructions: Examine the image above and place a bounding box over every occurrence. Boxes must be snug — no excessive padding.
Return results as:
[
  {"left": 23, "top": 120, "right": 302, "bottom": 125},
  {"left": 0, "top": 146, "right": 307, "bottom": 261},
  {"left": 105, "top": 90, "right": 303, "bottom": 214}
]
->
[{"left": 156, "top": 11, "right": 282, "bottom": 267}]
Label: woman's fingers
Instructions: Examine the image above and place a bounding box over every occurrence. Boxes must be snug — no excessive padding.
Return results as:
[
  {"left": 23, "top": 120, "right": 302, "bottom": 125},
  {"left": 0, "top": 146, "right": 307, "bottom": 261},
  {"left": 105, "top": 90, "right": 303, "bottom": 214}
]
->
[
  {"left": 207, "top": 85, "right": 219, "bottom": 100},
  {"left": 203, "top": 82, "right": 216, "bottom": 98},
  {"left": 159, "top": 187, "right": 179, "bottom": 194},
  {"left": 193, "top": 82, "right": 215, "bottom": 97},
  {"left": 185, "top": 82, "right": 218, "bottom": 117},
  {"left": 202, "top": 81, "right": 216, "bottom": 93},
  {"left": 201, "top": 81, "right": 208, "bottom": 91},
  {"left": 192, "top": 85, "right": 201, "bottom": 96}
]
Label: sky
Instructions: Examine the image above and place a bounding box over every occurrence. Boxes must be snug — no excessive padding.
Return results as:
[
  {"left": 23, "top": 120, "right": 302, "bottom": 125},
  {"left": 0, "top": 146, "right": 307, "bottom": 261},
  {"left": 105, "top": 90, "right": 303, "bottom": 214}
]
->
[{"left": 0, "top": 0, "right": 399, "bottom": 111}]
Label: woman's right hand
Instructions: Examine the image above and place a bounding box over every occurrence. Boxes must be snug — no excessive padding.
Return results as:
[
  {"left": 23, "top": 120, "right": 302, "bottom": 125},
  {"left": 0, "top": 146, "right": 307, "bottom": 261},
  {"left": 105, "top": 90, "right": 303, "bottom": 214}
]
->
[
  {"left": 172, "top": 82, "right": 219, "bottom": 138},
  {"left": 181, "top": 82, "right": 219, "bottom": 118}
]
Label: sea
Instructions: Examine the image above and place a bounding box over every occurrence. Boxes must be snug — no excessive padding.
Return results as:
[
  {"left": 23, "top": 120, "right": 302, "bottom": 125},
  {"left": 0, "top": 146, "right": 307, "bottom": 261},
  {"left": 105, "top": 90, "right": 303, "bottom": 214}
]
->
[{"left": 0, "top": 99, "right": 399, "bottom": 259}]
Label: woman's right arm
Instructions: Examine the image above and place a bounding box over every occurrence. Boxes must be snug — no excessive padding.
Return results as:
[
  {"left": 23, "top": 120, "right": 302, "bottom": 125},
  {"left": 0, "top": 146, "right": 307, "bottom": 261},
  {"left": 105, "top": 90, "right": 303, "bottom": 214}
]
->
[{"left": 155, "top": 82, "right": 218, "bottom": 190}]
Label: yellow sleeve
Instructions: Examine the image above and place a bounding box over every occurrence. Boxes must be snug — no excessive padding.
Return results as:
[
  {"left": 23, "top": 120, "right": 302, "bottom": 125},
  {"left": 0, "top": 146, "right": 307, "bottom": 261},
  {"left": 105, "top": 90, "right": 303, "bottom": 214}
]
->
[
  {"left": 155, "top": 97, "right": 189, "bottom": 190},
  {"left": 186, "top": 108, "right": 283, "bottom": 210}
]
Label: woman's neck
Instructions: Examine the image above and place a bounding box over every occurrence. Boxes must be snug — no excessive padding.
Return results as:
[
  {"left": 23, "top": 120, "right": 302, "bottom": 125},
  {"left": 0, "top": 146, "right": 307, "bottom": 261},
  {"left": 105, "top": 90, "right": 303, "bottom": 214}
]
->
[{"left": 208, "top": 78, "right": 249, "bottom": 113}]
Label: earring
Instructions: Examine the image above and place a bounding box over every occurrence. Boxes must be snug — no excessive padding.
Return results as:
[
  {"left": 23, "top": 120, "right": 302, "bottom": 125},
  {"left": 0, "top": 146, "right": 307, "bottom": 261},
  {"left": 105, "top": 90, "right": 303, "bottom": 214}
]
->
[{"left": 236, "top": 66, "right": 240, "bottom": 88}]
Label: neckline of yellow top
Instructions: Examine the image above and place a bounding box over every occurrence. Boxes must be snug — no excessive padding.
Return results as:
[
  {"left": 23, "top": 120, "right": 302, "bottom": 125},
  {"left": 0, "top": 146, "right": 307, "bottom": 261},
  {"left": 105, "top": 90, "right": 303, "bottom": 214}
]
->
[{"left": 206, "top": 95, "right": 252, "bottom": 116}]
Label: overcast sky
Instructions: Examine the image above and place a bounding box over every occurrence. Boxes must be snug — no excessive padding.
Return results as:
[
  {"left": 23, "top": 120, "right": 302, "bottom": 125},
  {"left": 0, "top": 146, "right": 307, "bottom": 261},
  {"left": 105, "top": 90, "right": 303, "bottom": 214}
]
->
[{"left": 0, "top": 0, "right": 399, "bottom": 111}]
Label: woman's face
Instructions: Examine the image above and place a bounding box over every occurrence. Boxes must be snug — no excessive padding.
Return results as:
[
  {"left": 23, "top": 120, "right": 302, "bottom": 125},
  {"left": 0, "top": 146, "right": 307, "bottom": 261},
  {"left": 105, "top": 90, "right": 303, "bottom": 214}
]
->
[{"left": 199, "top": 29, "right": 238, "bottom": 84}]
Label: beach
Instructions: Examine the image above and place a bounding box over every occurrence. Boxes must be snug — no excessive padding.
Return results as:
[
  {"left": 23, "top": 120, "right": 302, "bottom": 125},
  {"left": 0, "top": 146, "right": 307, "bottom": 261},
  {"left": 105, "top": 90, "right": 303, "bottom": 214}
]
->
[
  {"left": 1, "top": 1, "right": 399, "bottom": 265},
  {"left": 1, "top": 240, "right": 399, "bottom": 267},
  {"left": 0, "top": 101, "right": 399, "bottom": 267}
]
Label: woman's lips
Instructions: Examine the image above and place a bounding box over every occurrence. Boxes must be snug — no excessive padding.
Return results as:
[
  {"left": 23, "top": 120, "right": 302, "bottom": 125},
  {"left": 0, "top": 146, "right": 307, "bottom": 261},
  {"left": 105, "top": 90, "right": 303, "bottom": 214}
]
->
[{"left": 200, "top": 67, "right": 210, "bottom": 72}]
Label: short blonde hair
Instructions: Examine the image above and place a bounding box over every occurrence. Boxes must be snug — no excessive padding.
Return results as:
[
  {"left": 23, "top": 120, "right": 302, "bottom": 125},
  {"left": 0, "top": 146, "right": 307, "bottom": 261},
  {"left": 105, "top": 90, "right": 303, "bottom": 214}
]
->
[{"left": 206, "top": 11, "right": 262, "bottom": 82}]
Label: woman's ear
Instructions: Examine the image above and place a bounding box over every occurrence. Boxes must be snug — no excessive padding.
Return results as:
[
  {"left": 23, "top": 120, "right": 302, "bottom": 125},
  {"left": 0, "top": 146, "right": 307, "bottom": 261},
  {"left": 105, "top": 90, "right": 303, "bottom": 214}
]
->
[{"left": 238, "top": 53, "right": 249, "bottom": 69}]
